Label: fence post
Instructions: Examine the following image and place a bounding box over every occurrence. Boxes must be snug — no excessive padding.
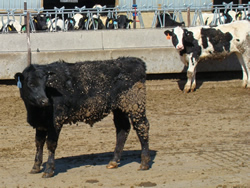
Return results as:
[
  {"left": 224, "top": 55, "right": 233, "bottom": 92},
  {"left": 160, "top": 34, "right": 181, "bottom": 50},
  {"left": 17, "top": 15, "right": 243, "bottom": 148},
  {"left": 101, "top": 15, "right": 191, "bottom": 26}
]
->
[
  {"left": 26, "top": 11, "right": 31, "bottom": 66},
  {"left": 133, "top": 0, "right": 136, "bottom": 29},
  {"left": 187, "top": 7, "right": 190, "bottom": 27}
]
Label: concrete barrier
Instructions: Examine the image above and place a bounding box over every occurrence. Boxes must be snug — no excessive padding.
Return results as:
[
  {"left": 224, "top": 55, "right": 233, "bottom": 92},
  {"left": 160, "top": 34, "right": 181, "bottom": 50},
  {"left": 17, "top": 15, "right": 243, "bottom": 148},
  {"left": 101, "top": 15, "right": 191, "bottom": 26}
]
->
[{"left": 0, "top": 29, "right": 241, "bottom": 79}]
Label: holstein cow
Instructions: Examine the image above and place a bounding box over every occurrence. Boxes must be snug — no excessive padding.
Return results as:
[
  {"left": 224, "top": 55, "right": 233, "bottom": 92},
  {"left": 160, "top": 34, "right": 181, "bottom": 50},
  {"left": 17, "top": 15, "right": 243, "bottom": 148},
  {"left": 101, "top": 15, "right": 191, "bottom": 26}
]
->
[
  {"left": 196, "top": 10, "right": 237, "bottom": 26},
  {"left": 0, "top": 20, "right": 22, "bottom": 33},
  {"left": 14, "top": 57, "right": 150, "bottom": 178},
  {"left": 106, "top": 15, "right": 133, "bottom": 29},
  {"left": 156, "top": 13, "right": 185, "bottom": 28},
  {"left": 164, "top": 20, "right": 250, "bottom": 93}
]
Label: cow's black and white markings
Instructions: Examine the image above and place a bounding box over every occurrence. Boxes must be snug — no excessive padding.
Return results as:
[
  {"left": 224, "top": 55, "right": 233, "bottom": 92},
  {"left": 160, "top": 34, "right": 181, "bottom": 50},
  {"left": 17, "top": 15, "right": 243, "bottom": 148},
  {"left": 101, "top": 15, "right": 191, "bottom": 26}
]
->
[
  {"left": 164, "top": 20, "right": 250, "bottom": 93},
  {"left": 156, "top": 13, "right": 185, "bottom": 27},
  {"left": 14, "top": 57, "right": 150, "bottom": 178}
]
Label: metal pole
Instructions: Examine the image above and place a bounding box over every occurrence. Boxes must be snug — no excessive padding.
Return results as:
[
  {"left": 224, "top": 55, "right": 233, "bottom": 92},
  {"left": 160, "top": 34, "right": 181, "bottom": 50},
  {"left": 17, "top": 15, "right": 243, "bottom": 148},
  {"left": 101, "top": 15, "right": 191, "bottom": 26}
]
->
[
  {"left": 187, "top": 7, "right": 190, "bottom": 27},
  {"left": 27, "top": 11, "right": 31, "bottom": 66},
  {"left": 24, "top": 1, "right": 27, "bottom": 26},
  {"left": 133, "top": 0, "right": 136, "bottom": 29}
]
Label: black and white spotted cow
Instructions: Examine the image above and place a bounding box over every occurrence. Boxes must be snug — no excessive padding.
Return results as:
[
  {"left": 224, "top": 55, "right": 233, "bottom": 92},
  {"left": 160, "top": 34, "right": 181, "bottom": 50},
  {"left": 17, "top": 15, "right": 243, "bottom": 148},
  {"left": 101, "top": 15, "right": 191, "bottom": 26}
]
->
[
  {"left": 164, "top": 20, "right": 250, "bottom": 93},
  {"left": 156, "top": 13, "right": 185, "bottom": 28}
]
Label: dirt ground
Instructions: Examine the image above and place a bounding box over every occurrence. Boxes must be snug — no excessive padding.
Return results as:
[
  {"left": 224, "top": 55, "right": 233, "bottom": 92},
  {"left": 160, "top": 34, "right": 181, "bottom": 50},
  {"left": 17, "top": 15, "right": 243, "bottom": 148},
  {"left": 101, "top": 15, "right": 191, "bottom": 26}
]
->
[{"left": 0, "top": 77, "right": 249, "bottom": 188}]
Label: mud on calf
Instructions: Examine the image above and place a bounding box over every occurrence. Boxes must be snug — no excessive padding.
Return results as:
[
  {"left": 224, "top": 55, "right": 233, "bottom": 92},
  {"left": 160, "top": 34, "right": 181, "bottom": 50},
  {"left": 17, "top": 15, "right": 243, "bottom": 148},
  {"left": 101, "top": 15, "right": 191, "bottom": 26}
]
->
[
  {"left": 107, "top": 82, "right": 150, "bottom": 170},
  {"left": 15, "top": 57, "right": 150, "bottom": 178}
]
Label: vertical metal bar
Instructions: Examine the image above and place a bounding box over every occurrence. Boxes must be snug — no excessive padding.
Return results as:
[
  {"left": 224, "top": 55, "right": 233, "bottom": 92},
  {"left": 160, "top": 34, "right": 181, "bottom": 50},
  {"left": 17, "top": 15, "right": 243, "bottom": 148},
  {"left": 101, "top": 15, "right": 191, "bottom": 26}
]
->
[
  {"left": 24, "top": 1, "right": 27, "bottom": 26},
  {"left": 26, "top": 11, "right": 31, "bottom": 66},
  {"left": 187, "top": 7, "right": 190, "bottom": 27},
  {"left": 133, "top": 0, "right": 136, "bottom": 29}
]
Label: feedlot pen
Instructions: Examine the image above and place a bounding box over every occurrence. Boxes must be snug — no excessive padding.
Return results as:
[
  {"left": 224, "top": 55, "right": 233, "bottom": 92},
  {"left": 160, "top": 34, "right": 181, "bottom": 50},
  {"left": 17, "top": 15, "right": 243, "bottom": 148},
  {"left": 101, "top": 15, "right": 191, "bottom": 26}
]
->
[{"left": 0, "top": 76, "right": 249, "bottom": 187}]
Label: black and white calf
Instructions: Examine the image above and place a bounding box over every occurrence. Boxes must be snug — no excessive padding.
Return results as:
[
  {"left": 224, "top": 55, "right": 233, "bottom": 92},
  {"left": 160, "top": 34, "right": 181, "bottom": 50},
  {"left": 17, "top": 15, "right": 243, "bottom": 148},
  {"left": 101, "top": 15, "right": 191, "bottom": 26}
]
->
[
  {"left": 105, "top": 15, "right": 133, "bottom": 29},
  {"left": 164, "top": 20, "right": 250, "bottom": 93},
  {"left": 156, "top": 13, "right": 185, "bottom": 28}
]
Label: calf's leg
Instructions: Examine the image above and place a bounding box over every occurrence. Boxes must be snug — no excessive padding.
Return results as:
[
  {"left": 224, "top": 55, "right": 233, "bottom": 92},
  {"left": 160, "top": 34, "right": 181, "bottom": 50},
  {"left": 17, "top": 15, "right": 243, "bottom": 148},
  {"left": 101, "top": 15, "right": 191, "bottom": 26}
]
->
[
  {"left": 236, "top": 52, "right": 250, "bottom": 88},
  {"left": 185, "top": 58, "right": 198, "bottom": 93},
  {"left": 30, "top": 129, "right": 46, "bottom": 174},
  {"left": 107, "top": 109, "right": 131, "bottom": 169},
  {"left": 42, "top": 125, "right": 62, "bottom": 178},
  {"left": 131, "top": 112, "right": 150, "bottom": 170}
]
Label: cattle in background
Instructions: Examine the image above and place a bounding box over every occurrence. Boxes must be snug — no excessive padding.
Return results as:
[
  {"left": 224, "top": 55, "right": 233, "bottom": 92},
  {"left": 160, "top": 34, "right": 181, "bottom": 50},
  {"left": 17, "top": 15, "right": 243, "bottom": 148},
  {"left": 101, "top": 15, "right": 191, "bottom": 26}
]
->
[
  {"left": 89, "top": 14, "right": 106, "bottom": 30},
  {"left": 21, "top": 14, "right": 48, "bottom": 33},
  {"left": 64, "top": 17, "right": 75, "bottom": 30},
  {"left": 106, "top": 15, "right": 133, "bottom": 29},
  {"left": 156, "top": 13, "right": 185, "bottom": 28},
  {"left": 32, "top": 14, "right": 48, "bottom": 30},
  {"left": 164, "top": 20, "right": 250, "bottom": 93},
  {"left": 0, "top": 20, "right": 22, "bottom": 33},
  {"left": 236, "top": 10, "right": 250, "bottom": 20},
  {"left": 71, "top": 13, "right": 89, "bottom": 30},
  {"left": 196, "top": 10, "right": 238, "bottom": 26},
  {"left": 47, "top": 17, "right": 65, "bottom": 31},
  {"left": 14, "top": 57, "right": 150, "bottom": 178}
]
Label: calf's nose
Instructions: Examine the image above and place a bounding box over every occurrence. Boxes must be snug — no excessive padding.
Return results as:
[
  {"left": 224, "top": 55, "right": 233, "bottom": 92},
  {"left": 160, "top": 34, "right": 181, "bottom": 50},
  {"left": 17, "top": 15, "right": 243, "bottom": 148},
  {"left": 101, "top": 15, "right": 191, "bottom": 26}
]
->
[
  {"left": 40, "top": 98, "right": 49, "bottom": 106},
  {"left": 176, "top": 45, "right": 184, "bottom": 50}
]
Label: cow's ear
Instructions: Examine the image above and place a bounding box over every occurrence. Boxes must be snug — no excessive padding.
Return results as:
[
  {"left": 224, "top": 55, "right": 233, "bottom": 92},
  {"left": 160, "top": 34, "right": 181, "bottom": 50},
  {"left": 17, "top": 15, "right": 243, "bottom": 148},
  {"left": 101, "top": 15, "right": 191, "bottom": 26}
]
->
[
  {"left": 47, "top": 71, "right": 55, "bottom": 80},
  {"left": 14, "top": 73, "right": 24, "bottom": 89},
  {"left": 127, "top": 19, "right": 133, "bottom": 23},
  {"left": 184, "top": 29, "right": 192, "bottom": 36},
  {"left": 14, "top": 73, "right": 23, "bottom": 82},
  {"left": 164, "top": 30, "right": 172, "bottom": 36}
]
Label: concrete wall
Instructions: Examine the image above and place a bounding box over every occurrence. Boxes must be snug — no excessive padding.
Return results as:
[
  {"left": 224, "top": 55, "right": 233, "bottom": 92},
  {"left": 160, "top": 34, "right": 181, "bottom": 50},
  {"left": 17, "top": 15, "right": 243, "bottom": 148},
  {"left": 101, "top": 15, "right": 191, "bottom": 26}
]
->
[{"left": 0, "top": 28, "right": 241, "bottom": 79}]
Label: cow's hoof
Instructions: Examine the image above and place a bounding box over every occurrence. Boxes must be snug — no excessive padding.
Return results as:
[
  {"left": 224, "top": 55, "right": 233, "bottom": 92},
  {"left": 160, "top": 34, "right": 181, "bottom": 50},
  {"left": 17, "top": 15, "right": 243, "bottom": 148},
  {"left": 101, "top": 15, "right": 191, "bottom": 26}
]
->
[
  {"left": 30, "top": 166, "right": 41, "bottom": 174},
  {"left": 139, "top": 164, "right": 150, "bottom": 170},
  {"left": 106, "top": 161, "right": 118, "bottom": 169},
  {"left": 42, "top": 172, "right": 54, "bottom": 178}
]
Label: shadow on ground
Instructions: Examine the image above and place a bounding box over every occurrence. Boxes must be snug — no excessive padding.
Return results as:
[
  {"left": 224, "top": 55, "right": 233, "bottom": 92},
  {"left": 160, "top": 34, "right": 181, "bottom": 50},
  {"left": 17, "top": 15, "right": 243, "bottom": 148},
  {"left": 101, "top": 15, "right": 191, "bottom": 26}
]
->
[{"left": 40, "top": 150, "right": 157, "bottom": 176}]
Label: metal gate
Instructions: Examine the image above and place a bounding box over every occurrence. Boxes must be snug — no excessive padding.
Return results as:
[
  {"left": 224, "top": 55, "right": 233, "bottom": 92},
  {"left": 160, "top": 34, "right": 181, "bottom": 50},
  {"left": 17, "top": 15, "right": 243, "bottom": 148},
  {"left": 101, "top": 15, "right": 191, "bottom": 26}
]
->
[{"left": 118, "top": 0, "right": 213, "bottom": 9}]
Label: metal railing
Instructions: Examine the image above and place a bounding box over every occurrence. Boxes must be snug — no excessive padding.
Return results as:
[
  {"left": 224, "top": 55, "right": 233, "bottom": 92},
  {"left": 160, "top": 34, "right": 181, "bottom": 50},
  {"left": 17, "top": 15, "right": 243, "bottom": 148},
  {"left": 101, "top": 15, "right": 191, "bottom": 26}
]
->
[{"left": 0, "top": 2, "right": 249, "bottom": 34}]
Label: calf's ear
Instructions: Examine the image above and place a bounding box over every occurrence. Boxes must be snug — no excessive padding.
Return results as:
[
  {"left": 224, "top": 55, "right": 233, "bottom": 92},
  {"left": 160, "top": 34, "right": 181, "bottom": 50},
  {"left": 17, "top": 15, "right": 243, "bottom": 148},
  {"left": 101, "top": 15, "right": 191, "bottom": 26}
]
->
[
  {"left": 164, "top": 30, "right": 173, "bottom": 36},
  {"left": 46, "top": 71, "right": 56, "bottom": 80},
  {"left": 127, "top": 19, "right": 133, "bottom": 23},
  {"left": 14, "top": 73, "right": 24, "bottom": 82},
  {"left": 14, "top": 73, "right": 24, "bottom": 89}
]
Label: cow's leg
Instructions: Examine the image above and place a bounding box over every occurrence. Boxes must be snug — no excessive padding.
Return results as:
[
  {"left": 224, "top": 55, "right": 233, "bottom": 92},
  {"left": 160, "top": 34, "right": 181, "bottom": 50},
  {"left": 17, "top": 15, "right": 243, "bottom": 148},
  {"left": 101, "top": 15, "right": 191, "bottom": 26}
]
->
[
  {"left": 131, "top": 111, "right": 150, "bottom": 170},
  {"left": 185, "top": 58, "right": 198, "bottom": 93},
  {"left": 30, "top": 129, "right": 47, "bottom": 174},
  {"left": 42, "top": 125, "right": 62, "bottom": 178},
  {"left": 190, "top": 68, "right": 197, "bottom": 92},
  {"left": 236, "top": 52, "right": 250, "bottom": 88},
  {"left": 107, "top": 109, "right": 131, "bottom": 169}
]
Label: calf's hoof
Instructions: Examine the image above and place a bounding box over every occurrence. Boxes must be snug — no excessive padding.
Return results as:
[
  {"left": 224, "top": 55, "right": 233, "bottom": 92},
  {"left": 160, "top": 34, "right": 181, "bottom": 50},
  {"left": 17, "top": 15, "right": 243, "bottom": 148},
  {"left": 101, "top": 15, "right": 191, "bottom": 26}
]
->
[
  {"left": 106, "top": 161, "right": 118, "bottom": 169},
  {"left": 42, "top": 172, "right": 54, "bottom": 178},
  {"left": 139, "top": 164, "right": 150, "bottom": 170},
  {"left": 183, "top": 88, "right": 190, "bottom": 93},
  {"left": 30, "top": 165, "right": 41, "bottom": 174}
]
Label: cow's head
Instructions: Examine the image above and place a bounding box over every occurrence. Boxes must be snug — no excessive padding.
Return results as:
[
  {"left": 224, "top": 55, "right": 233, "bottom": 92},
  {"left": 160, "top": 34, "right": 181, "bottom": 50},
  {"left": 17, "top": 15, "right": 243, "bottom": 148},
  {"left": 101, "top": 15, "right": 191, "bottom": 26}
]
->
[
  {"left": 14, "top": 65, "right": 53, "bottom": 107},
  {"left": 65, "top": 18, "right": 76, "bottom": 30},
  {"left": 33, "top": 14, "right": 48, "bottom": 30},
  {"left": 164, "top": 27, "right": 193, "bottom": 51},
  {"left": 116, "top": 15, "right": 133, "bottom": 29},
  {"left": 73, "top": 13, "right": 88, "bottom": 30}
]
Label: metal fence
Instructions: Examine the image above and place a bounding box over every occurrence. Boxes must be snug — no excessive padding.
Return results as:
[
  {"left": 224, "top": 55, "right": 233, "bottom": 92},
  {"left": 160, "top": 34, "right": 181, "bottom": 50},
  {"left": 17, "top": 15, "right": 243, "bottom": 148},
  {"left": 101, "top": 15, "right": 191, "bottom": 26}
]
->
[
  {"left": 0, "top": 2, "right": 249, "bottom": 33},
  {"left": 118, "top": 0, "right": 213, "bottom": 9}
]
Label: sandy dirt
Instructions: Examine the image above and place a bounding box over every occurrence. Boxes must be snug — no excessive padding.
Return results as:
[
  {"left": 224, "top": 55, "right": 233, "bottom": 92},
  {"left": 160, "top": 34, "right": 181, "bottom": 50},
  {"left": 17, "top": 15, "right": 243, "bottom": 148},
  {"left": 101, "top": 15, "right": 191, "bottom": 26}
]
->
[{"left": 0, "top": 78, "right": 249, "bottom": 188}]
